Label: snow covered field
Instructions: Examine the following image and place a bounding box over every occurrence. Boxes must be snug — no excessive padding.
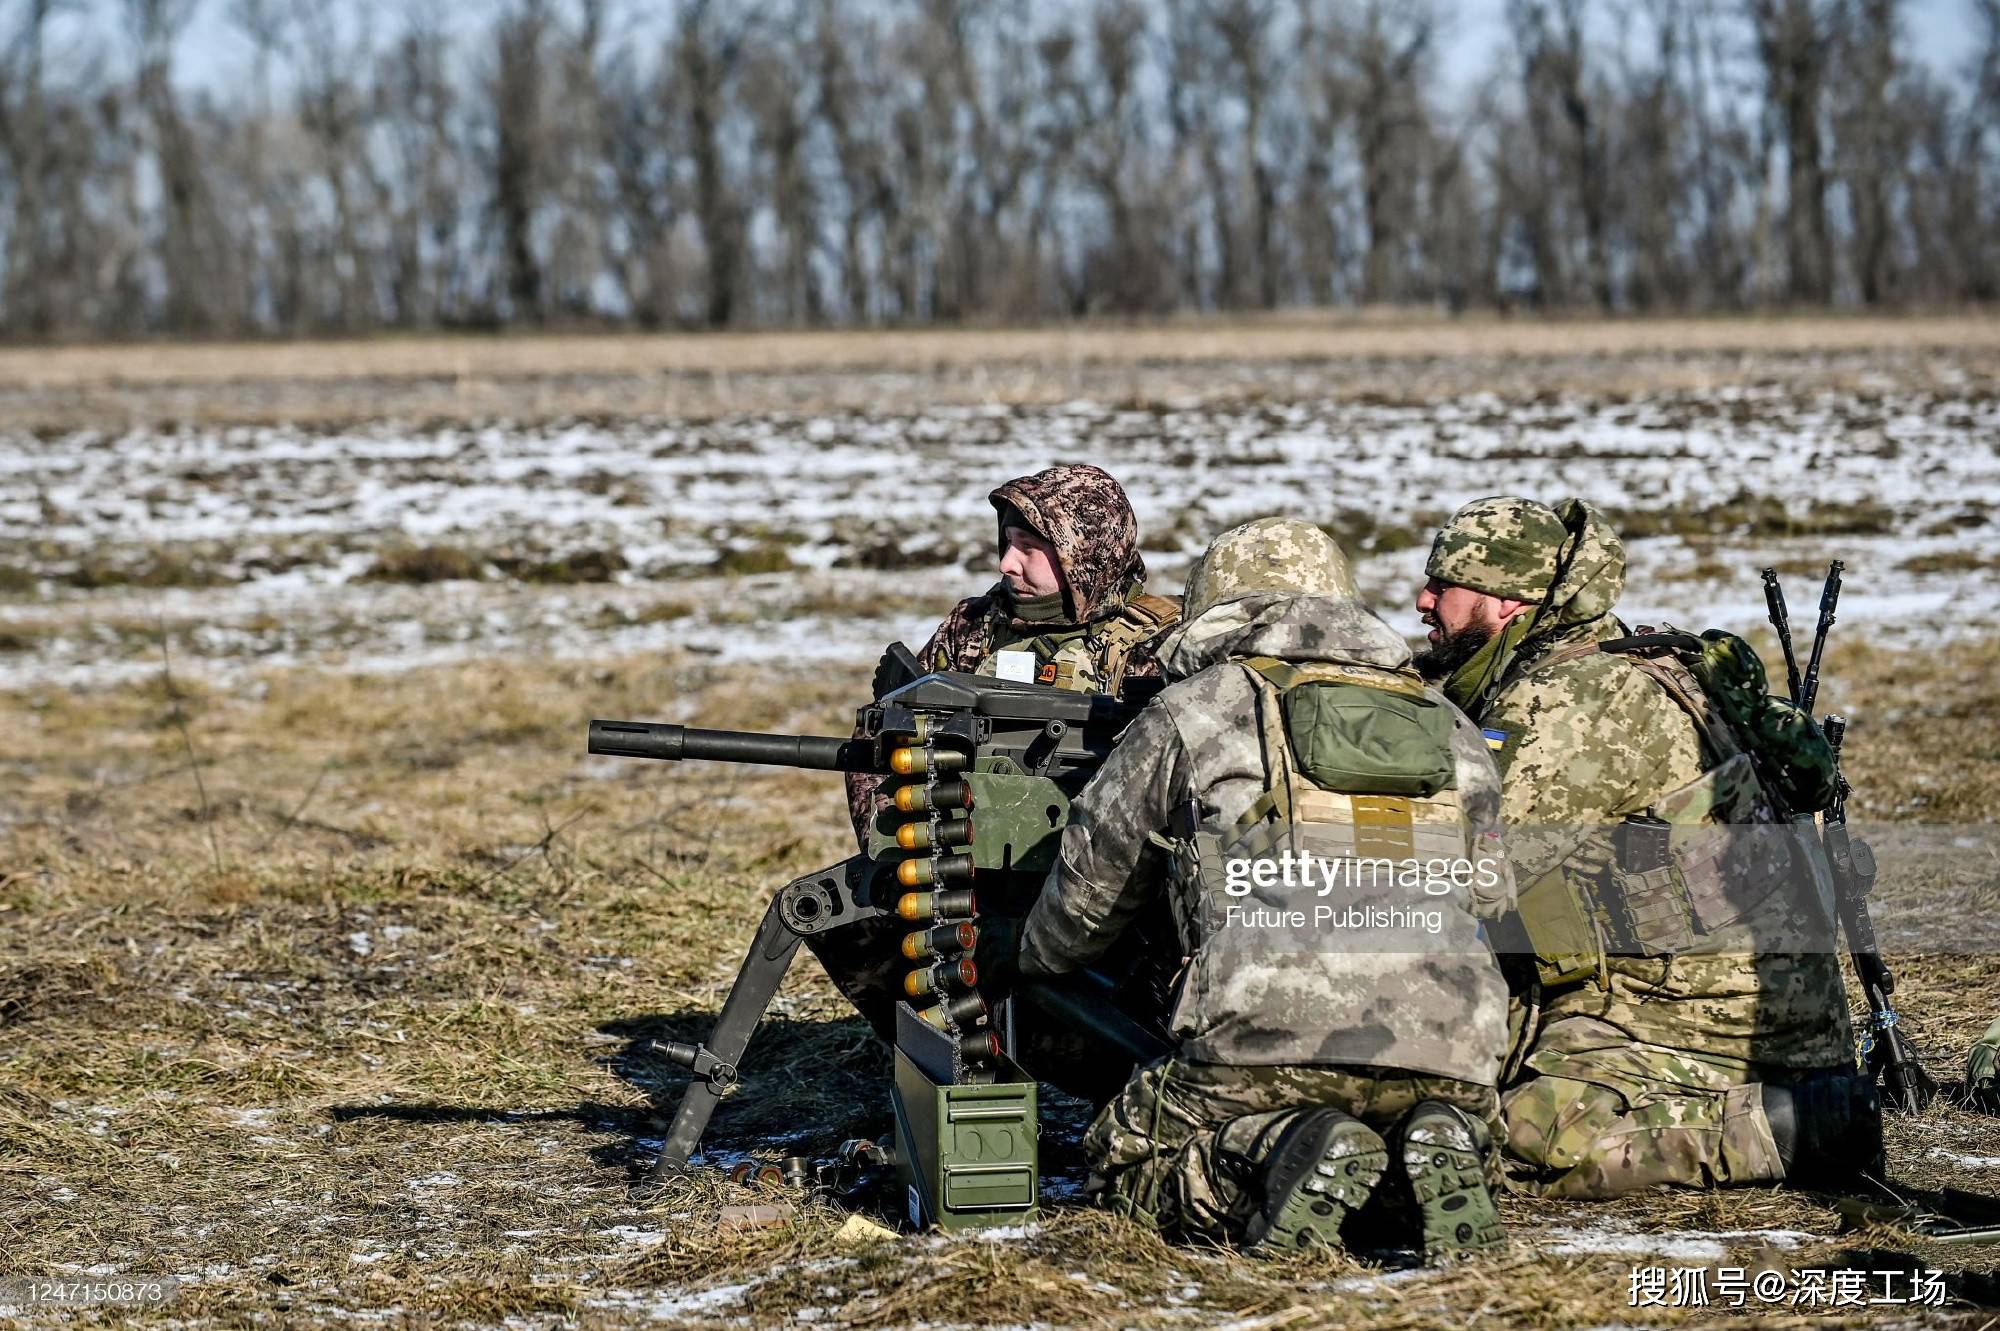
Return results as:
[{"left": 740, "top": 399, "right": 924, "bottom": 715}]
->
[
  {"left": 4, "top": 384, "right": 1996, "bottom": 689},
  {"left": 7, "top": 347, "right": 1999, "bottom": 1327}
]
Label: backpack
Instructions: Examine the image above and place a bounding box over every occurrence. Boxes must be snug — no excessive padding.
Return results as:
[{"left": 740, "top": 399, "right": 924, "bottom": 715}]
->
[{"left": 1598, "top": 628, "right": 1837, "bottom": 816}]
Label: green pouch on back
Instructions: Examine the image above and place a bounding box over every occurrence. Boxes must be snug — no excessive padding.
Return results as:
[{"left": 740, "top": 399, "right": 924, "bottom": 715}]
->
[
  {"left": 1278, "top": 680, "right": 1457, "bottom": 798},
  {"left": 1686, "top": 630, "right": 1838, "bottom": 815}
]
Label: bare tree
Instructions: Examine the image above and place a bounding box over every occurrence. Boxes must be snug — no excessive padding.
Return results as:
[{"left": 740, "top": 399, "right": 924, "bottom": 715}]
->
[
  {"left": 1507, "top": 0, "right": 1613, "bottom": 309},
  {"left": 0, "top": 0, "right": 62, "bottom": 333},
  {"left": 127, "top": 0, "right": 243, "bottom": 331},
  {"left": 1746, "top": 0, "right": 1841, "bottom": 304},
  {"left": 745, "top": 6, "right": 823, "bottom": 324},
  {"left": 0, "top": 0, "right": 1993, "bottom": 336},
  {"left": 1205, "top": 0, "right": 1282, "bottom": 308},
  {"left": 1328, "top": 0, "right": 1437, "bottom": 305},
  {"left": 811, "top": 0, "right": 876, "bottom": 322},
  {"left": 674, "top": 0, "right": 754, "bottom": 328}
]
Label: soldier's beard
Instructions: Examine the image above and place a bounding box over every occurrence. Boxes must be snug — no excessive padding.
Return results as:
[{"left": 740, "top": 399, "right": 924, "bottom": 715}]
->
[{"left": 1413, "top": 621, "right": 1493, "bottom": 682}]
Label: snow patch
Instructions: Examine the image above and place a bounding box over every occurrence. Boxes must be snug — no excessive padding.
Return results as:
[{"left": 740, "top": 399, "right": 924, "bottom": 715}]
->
[
  {"left": 589, "top": 1281, "right": 755, "bottom": 1321},
  {"left": 596, "top": 1225, "right": 665, "bottom": 1249},
  {"left": 1539, "top": 1224, "right": 1819, "bottom": 1260},
  {"left": 7, "top": 390, "right": 1997, "bottom": 689}
]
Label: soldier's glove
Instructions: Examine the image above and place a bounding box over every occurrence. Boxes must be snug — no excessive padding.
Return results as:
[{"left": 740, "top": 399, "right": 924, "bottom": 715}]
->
[{"left": 973, "top": 915, "right": 1025, "bottom": 999}]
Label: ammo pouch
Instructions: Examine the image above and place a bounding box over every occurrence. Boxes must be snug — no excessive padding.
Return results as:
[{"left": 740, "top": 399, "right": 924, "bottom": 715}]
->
[
  {"left": 1233, "top": 658, "right": 1469, "bottom": 872},
  {"left": 1515, "top": 869, "right": 1605, "bottom": 988},
  {"left": 1238, "top": 656, "right": 1455, "bottom": 799},
  {"left": 1622, "top": 750, "right": 1800, "bottom": 940},
  {"left": 1609, "top": 814, "right": 1695, "bottom": 956}
]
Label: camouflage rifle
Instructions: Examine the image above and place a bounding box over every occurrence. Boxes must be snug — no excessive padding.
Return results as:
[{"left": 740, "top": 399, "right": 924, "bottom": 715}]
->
[
  {"left": 589, "top": 656, "right": 1174, "bottom": 1227},
  {"left": 1762, "top": 564, "right": 1938, "bottom": 1114}
]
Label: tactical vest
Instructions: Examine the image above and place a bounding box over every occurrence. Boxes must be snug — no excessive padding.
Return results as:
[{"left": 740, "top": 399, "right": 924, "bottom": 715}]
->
[
  {"left": 1515, "top": 632, "right": 1836, "bottom": 988},
  {"left": 970, "top": 593, "right": 1181, "bottom": 696},
  {"left": 1159, "top": 657, "right": 1504, "bottom": 1077}
]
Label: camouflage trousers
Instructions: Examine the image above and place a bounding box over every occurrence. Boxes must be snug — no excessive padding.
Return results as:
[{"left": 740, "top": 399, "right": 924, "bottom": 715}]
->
[
  {"left": 1085, "top": 1057, "right": 1500, "bottom": 1243},
  {"left": 1502, "top": 1015, "right": 1822, "bottom": 1198},
  {"left": 1966, "top": 1015, "right": 2000, "bottom": 1113}
]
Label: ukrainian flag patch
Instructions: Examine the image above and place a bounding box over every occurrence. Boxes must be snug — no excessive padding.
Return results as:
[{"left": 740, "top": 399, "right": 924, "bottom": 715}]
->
[{"left": 1482, "top": 728, "right": 1507, "bottom": 751}]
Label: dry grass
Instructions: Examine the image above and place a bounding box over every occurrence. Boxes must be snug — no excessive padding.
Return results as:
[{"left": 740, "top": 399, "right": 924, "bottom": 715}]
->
[
  {"left": 3, "top": 639, "right": 1999, "bottom": 1327},
  {"left": 9, "top": 313, "right": 1999, "bottom": 385},
  {"left": 3, "top": 313, "right": 1996, "bottom": 430}
]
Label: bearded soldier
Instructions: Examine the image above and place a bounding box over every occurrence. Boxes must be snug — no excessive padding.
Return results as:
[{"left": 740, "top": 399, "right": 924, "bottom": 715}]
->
[
  {"left": 1413, "top": 496, "right": 1879, "bottom": 1197},
  {"left": 981, "top": 518, "right": 1515, "bottom": 1259},
  {"left": 846, "top": 463, "right": 1179, "bottom": 845}
]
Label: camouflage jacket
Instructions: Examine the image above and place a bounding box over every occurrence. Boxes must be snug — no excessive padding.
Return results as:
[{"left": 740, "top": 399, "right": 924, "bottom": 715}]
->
[
  {"left": 916, "top": 582, "right": 1175, "bottom": 690},
  {"left": 1019, "top": 593, "right": 1515, "bottom": 1085},
  {"left": 845, "top": 464, "right": 1176, "bottom": 847},
  {"left": 1451, "top": 500, "right": 1852, "bottom": 1070}
]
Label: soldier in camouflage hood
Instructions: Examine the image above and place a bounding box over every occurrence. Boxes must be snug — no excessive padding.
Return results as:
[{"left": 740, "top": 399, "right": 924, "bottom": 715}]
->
[
  {"left": 845, "top": 463, "right": 1179, "bottom": 846},
  {"left": 1415, "top": 497, "right": 1877, "bottom": 1198},
  {"left": 996, "top": 517, "right": 1516, "bottom": 1258}
]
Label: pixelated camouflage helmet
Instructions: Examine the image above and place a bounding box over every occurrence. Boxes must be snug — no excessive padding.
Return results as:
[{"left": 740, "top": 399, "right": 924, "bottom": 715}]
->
[
  {"left": 1425, "top": 496, "right": 1567, "bottom": 602},
  {"left": 1181, "top": 517, "right": 1357, "bottom": 622}
]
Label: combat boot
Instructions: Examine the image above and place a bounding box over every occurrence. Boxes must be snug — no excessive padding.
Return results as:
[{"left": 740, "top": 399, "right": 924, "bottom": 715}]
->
[
  {"left": 1242, "top": 1108, "right": 1388, "bottom": 1256},
  {"left": 1761, "top": 1074, "right": 1885, "bottom": 1188},
  {"left": 1398, "top": 1101, "right": 1506, "bottom": 1263}
]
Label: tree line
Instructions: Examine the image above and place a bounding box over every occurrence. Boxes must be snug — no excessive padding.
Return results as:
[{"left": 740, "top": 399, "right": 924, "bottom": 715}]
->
[{"left": 2, "top": 0, "right": 1996, "bottom": 338}]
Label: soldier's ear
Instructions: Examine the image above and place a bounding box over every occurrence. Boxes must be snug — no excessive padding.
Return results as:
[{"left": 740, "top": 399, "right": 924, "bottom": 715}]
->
[{"left": 1493, "top": 597, "right": 1532, "bottom": 622}]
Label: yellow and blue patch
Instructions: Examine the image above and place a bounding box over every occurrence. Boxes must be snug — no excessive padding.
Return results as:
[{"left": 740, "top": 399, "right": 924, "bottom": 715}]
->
[{"left": 1481, "top": 728, "right": 1508, "bottom": 752}]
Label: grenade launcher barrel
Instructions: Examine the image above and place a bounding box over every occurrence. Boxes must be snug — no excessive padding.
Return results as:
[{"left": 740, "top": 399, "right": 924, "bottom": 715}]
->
[{"left": 587, "top": 719, "right": 874, "bottom": 773}]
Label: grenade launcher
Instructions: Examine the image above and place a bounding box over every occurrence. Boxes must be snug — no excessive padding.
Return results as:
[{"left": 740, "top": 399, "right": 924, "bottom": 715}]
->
[{"left": 588, "top": 657, "right": 1174, "bottom": 1228}]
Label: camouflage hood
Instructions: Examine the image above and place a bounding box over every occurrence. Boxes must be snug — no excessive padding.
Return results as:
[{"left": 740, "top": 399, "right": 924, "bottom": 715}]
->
[
  {"left": 1158, "top": 516, "right": 1383, "bottom": 678},
  {"left": 990, "top": 464, "right": 1144, "bottom": 625},
  {"left": 1529, "top": 498, "right": 1626, "bottom": 639},
  {"left": 1159, "top": 593, "right": 1412, "bottom": 681}
]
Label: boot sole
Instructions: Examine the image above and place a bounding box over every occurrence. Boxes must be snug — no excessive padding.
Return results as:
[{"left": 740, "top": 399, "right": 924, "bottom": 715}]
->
[
  {"left": 1247, "top": 1130, "right": 1387, "bottom": 1255},
  {"left": 1404, "top": 1132, "right": 1505, "bottom": 1262}
]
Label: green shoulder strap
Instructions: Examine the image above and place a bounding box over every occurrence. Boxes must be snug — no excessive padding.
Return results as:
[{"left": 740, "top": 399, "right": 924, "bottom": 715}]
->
[
  {"left": 1236, "top": 655, "right": 1429, "bottom": 698},
  {"left": 1234, "top": 663, "right": 1298, "bottom": 831}
]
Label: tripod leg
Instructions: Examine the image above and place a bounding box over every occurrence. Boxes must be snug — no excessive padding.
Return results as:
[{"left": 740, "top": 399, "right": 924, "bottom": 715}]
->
[{"left": 652, "top": 892, "right": 803, "bottom": 1171}]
